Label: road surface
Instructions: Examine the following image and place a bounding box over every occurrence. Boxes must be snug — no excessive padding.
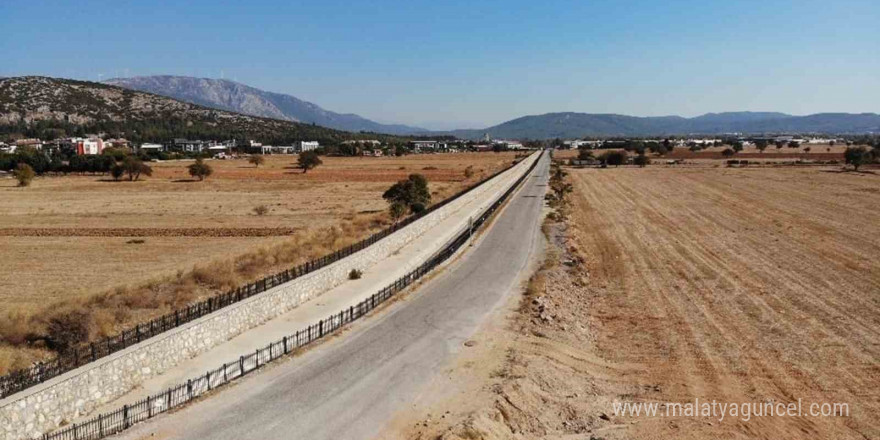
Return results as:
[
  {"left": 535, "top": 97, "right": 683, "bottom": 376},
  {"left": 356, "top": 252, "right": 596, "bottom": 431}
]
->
[{"left": 116, "top": 153, "right": 550, "bottom": 440}]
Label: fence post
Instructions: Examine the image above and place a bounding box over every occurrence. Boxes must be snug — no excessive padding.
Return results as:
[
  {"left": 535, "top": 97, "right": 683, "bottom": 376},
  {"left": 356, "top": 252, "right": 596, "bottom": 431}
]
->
[
  {"left": 187, "top": 379, "right": 192, "bottom": 400},
  {"left": 166, "top": 388, "right": 171, "bottom": 408},
  {"left": 99, "top": 413, "right": 104, "bottom": 437},
  {"left": 224, "top": 363, "right": 228, "bottom": 382},
  {"left": 255, "top": 349, "right": 260, "bottom": 368},
  {"left": 207, "top": 370, "right": 212, "bottom": 391},
  {"left": 123, "top": 404, "right": 129, "bottom": 429},
  {"left": 283, "top": 336, "right": 289, "bottom": 354},
  {"left": 240, "top": 356, "right": 245, "bottom": 375},
  {"left": 319, "top": 320, "right": 324, "bottom": 337},
  {"left": 91, "top": 343, "right": 96, "bottom": 362},
  {"left": 148, "top": 395, "right": 153, "bottom": 417},
  {"left": 72, "top": 423, "right": 78, "bottom": 440}
]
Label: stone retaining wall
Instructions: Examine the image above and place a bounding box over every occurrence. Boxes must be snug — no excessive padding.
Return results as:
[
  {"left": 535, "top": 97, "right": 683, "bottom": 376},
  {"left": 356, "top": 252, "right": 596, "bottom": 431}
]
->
[{"left": 0, "top": 152, "right": 539, "bottom": 440}]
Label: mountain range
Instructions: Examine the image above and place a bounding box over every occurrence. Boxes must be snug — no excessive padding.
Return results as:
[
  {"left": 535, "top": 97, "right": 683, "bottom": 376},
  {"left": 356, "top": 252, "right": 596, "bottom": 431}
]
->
[
  {"left": 444, "top": 112, "right": 880, "bottom": 139},
  {"left": 105, "top": 76, "right": 425, "bottom": 135},
  {"left": 0, "top": 76, "right": 406, "bottom": 144},
  {"left": 3, "top": 75, "right": 878, "bottom": 141}
]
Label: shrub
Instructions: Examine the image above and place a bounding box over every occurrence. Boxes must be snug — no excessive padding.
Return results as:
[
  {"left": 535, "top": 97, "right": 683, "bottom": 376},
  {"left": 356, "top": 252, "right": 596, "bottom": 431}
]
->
[
  {"left": 389, "top": 201, "right": 407, "bottom": 222},
  {"left": 633, "top": 154, "right": 650, "bottom": 167},
  {"left": 721, "top": 148, "right": 736, "bottom": 157},
  {"left": 464, "top": 165, "right": 475, "bottom": 179},
  {"left": 45, "top": 309, "right": 92, "bottom": 353},
  {"left": 577, "top": 149, "right": 594, "bottom": 161},
  {"left": 13, "top": 163, "right": 35, "bottom": 187},
  {"left": 253, "top": 205, "right": 269, "bottom": 216},
  {"left": 348, "top": 269, "right": 363, "bottom": 280},
  {"left": 383, "top": 174, "right": 431, "bottom": 213},
  {"left": 188, "top": 158, "right": 213, "bottom": 181},
  {"left": 248, "top": 155, "right": 265, "bottom": 167}
]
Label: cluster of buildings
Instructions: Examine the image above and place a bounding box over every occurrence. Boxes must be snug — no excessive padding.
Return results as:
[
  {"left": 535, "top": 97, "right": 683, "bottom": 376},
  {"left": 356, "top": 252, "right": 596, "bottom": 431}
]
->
[
  {"left": 0, "top": 137, "right": 132, "bottom": 154},
  {"left": 0, "top": 136, "right": 323, "bottom": 157}
]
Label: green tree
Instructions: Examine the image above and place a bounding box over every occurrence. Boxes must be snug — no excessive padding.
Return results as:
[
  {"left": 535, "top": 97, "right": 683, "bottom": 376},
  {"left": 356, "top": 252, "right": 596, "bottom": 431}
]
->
[
  {"left": 633, "top": 153, "right": 650, "bottom": 167},
  {"left": 13, "top": 163, "right": 35, "bottom": 187},
  {"left": 755, "top": 140, "right": 768, "bottom": 153},
  {"left": 732, "top": 141, "right": 744, "bottom": 152},
  {"left": 122, "top": 156, "right": 152, "bottom": 181},
  {"left": 248, "top": 154, "right": 265, "bottom": 167},
  {"left": 577, "top": 149, "right": 594, "bottom": 161},
  {"left": 844, "top": 146, "right": 869, "bottom": 171},
  {"left": 788, "top": 141, "right": 800, "bottom": 149},
  {"left": 599, "top": 151, "right": 626, "bottom": 167},
  {"left": 110, "top": 163, "right": 125, "bottom": 181},
  {"left": 298, "top": 151, "right": 323, "bottom": 173},
  {"left": 721, "top": 148, "right": 736, "bottom": 157},
  {"left": 383, "top": 174, "right": 431, "bottom": 214},
  {"left": 188, "top": 158, "right": 213, "bottom": 181}
]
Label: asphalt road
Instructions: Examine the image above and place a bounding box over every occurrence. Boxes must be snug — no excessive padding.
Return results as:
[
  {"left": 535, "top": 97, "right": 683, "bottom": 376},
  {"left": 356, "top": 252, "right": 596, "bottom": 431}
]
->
[{"left": 117, "top": 153, "right": 550, "bottom": 440}]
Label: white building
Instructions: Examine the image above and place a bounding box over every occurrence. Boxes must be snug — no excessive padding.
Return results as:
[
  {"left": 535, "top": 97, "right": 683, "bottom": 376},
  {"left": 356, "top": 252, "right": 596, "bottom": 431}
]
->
[
  {"left": 296, "top": 141, "right": 320, "bottom": 152},
  {"left": 139, "top": 143, "right": 164, "bottom": 152},
  {"left": 409, "top": 140, "right": 440, "bottom": 151}
]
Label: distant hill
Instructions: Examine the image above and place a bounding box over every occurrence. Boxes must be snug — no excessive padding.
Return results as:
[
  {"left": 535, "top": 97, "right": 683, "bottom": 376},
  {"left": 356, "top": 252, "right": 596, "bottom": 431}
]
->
[
  {"left": 445, "top": 111, "right": 880, "bottom": 139},
  {"left": 105, "top": 75, "right": 425, "bottom": 135},
  {"left": 0, "top": 76, "right": 408, "bottom": 144}
]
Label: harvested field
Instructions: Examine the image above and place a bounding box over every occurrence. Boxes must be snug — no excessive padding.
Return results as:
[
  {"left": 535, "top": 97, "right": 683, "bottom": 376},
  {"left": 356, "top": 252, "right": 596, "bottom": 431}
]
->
[
  {"left": 396, "top": 165, "right": 880, "bottom": 440},
  {"left": 562, "top": 166, "right": 880, "bottom": 439},
  {"left": 0, "top": 152, "right": 518, "bottom": 372}
]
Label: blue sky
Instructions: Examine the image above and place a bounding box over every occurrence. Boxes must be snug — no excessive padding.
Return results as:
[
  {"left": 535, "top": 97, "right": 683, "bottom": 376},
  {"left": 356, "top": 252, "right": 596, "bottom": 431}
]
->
[{"left": 2, "top": 0, "right": 878, "bottom": 129}]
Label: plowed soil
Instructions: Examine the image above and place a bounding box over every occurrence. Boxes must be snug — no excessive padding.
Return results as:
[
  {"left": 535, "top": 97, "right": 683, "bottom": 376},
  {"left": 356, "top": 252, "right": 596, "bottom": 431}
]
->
[{"left": 394, "top": 165, "right": 880, "bottom": 440}]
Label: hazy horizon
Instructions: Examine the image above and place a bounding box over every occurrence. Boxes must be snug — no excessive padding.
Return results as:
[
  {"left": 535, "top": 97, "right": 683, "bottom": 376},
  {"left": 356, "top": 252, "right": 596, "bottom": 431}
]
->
[{"left": 2, "top": 0, "right": 878, "bottom": 129}]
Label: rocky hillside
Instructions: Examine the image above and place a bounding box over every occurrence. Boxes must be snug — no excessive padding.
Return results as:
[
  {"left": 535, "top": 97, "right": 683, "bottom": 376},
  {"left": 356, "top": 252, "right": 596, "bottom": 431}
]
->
[
  {"left": 0, "top": 76, "right": 404, "bottom": 144},
  {"left": 105, "top": 75, "right": 425, "bottom": 135}
]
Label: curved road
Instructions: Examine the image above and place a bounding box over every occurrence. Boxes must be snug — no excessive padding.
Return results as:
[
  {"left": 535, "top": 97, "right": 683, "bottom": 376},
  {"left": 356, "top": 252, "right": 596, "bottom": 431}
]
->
[{"left": 117, "top": 153, "right": 550, "bottom": 440}]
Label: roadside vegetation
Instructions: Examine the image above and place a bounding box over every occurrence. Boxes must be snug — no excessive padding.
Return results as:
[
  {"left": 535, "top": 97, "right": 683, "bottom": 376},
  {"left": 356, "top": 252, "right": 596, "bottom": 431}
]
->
[{"left": 383, "top": 173, "right": 431, "bottom": 217}]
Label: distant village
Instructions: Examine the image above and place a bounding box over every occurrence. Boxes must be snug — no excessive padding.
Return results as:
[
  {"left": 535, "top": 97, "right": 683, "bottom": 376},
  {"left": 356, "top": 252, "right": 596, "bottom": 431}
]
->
[{"left": 0, "top": 134, "right": 528, "bottom": 158}]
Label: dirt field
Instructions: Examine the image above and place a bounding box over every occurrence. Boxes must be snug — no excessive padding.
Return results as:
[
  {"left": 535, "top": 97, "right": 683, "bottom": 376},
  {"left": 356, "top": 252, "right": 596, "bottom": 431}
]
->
[
  {"left": 0, "top": 152, "right": 517, "bottom": 372},
  {"left": 395, "top": 164, "right": 880, "bottom": 440}
]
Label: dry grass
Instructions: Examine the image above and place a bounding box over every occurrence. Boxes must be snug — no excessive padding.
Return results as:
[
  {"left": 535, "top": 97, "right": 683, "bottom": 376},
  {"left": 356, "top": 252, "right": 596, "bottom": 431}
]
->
[{"left": 0, "top": 152, "right": 518, "bottom": 373}]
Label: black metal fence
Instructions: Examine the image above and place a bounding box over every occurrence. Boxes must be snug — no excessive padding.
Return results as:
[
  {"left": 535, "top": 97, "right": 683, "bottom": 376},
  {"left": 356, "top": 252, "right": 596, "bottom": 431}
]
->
[
  {"left": 39, "top": 151, "right": 542, "bottom": 440},
  {"left": 0, "top": 154, "right": 535, "bottom": 400}
]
